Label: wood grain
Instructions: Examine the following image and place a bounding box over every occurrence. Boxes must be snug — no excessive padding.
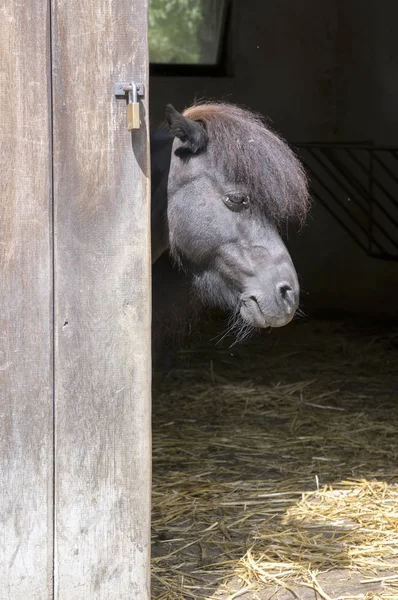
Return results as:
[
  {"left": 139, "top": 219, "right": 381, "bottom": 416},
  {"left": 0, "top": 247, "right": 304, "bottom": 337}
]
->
[
  {"left": 0, "top": 1, "right": 53, "bottom": 598},
  {"left": 52, "top": 0, "right": 151, "bottom": 598}
]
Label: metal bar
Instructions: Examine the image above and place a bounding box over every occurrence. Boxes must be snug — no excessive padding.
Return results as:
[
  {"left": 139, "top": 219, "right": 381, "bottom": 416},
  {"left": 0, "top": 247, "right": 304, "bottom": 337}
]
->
[
  {"left": 368, "top": 150, "right": 374, "bottom": 255},
  {"left": 305, "top": 148, "right": 369, "bottom": 217},
  {"left": 305, "top": 148, "right": 398, "bottom": 249},
  {"left": 322, "top": 148, "right": 398, "bottom": 251},
  {"left": 309, "top": 188, "right": 370, "bottom": 255},
  {"left": 113, "top": 82, "right": 145, "bottom": 97},
  {"left": 373, "top": 153, "right": 398, "bottom": 185},
  {"left": 324, "top": 149, "right": 398, "bottom": 240},
  {"left": 342, "top": 149, "right": 398, "bottom": 213},
  {"left": 368, "top": 251, "right": 398, "bottom": 262},
  {"left": 304, "top": 163, "right": 388, "bottom": 255},
  {"left": 294, "top": 143, "right": 398, "bottom": 261}
]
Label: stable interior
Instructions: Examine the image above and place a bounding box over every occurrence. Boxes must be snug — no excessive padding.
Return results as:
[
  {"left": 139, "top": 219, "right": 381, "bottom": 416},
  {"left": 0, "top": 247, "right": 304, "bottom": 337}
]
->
[{"left": 149, "top": 2, "right": 398, "bottom": 598}]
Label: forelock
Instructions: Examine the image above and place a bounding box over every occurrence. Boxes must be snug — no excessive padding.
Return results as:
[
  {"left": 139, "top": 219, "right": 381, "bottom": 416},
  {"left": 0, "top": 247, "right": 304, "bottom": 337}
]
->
[{"left": 183, "top": 102, "right": 310, "bottom": 225}]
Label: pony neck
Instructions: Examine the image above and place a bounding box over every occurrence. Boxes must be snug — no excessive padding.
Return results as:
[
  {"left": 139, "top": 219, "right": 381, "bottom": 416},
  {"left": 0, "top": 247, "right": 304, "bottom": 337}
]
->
[{"left": 150, "top": 128, "right": 173, "bottom": 263}]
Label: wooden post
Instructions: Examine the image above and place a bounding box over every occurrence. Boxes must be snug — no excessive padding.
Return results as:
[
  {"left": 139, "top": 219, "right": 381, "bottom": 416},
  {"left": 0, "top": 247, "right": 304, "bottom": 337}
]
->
[
  {"left": 1, "top": 0, "right": 151, "bottom": 598},
  {"left": 0, "top": 2, "right": 53, "bottom": 598},
  {"left": 52, "top": 0, "right": 151, "bottom": 598}
]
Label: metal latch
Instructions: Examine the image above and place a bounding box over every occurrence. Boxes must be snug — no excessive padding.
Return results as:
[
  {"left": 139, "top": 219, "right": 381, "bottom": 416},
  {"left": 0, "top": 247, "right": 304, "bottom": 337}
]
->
[{"left": 114, "top": 82, "right": 145, "bottom": 131}]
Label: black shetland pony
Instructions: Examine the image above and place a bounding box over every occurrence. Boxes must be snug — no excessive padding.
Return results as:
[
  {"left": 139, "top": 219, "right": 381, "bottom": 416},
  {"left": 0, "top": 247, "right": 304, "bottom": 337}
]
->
[{"left": 151, "top": 102, "right": 309, "bottom": 362}]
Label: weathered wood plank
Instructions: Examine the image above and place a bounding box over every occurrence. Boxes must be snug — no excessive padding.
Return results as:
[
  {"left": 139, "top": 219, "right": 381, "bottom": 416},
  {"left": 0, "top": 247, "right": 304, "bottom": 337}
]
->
[
  {"left": 0, "top": 2, "right": 53, "bottom": 599},
  {"left": 52, "top": 0, "right": 151, "bottom": 598}
]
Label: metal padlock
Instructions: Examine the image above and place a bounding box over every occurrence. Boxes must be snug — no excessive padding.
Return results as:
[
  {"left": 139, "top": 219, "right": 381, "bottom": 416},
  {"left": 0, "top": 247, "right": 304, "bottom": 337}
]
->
[{"left": 127, "top": 82, "right": 140, "bottom": 130}]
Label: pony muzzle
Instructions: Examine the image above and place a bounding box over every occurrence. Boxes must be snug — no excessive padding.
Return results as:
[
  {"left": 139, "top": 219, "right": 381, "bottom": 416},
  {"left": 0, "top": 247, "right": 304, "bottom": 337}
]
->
[{"left": 239, "top": 282, "right": 299, "bottom": 328}]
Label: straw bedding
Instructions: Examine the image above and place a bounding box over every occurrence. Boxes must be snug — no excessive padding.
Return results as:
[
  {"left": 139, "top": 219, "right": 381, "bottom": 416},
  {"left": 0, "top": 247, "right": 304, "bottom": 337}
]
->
[{"left": 152, "top": 319, "right": 398, "bottom": 599}]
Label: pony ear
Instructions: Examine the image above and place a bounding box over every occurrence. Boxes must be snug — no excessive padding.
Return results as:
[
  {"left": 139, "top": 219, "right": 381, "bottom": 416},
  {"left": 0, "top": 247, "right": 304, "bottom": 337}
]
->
[{"left": 166, "top": 104, "right": 208, "bottom": 154}]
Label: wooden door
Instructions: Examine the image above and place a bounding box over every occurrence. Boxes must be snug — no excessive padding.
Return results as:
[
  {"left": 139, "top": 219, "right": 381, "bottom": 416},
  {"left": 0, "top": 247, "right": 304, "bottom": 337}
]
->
[
  {"left": 0, "top": 2, "right": 53, "bottom": 598},
  {"left": 1, "top": 1, "right": 151, "bottom": 598}
]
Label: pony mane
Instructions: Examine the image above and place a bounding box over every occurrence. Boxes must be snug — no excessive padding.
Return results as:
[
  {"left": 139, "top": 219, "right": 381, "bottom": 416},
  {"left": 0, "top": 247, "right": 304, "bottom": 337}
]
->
[{"left": 183, "top": 102, "right": 310, "bottom": 225}]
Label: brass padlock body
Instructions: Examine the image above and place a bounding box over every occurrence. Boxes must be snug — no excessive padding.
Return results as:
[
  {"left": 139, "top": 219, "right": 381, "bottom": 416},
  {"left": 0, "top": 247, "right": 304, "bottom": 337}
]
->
[
  {"left": 127, "top": 85, "right": 140, "bottom": 130},
  {"left": 127, "top": 102, "right": 140, "bottom": 130}
]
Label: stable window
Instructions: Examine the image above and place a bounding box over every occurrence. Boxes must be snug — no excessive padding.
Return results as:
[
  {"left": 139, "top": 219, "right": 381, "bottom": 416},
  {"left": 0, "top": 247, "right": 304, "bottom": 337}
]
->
[{"left": 149, "top": 0, "right": 230, "bottom": 75}]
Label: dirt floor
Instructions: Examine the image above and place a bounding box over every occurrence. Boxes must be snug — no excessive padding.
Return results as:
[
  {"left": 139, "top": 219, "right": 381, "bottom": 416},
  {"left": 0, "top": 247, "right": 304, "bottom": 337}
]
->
[{"left": 152, "top": 319, "right": 398, "bottom": 599}]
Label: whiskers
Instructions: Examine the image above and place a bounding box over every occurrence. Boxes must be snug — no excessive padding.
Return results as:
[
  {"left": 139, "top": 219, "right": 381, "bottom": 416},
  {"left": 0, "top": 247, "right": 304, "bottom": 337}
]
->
[
  {"left": 230, "top": 320, "right": 256, "bottom": 347},
  {"left": 212, "top": 307, "right": 257, "bottom": 348},
  {"left": 294, "top": 305, "right": 307, "bottom": 321},
  {"left": 213, "top": 302, "right": 305, "bottom": 348}
]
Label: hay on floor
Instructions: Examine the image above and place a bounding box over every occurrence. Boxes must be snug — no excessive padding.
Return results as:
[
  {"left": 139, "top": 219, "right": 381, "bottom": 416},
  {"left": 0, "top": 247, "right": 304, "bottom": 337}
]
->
[{"left": 152, "top": 320, "right": 398, "bottom": 600}]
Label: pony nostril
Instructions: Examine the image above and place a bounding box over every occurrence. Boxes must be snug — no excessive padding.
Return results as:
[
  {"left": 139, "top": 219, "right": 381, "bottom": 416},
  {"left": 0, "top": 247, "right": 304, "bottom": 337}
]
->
[
  {"left": 277, "top": 283, "right": 296, "bottom": 306},
  {"left": 278, "top": 284, "right": 292, "bottom": 298}
]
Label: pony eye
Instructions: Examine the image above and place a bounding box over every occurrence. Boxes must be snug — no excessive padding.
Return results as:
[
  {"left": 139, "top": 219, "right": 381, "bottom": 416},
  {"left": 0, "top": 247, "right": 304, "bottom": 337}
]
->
[{"left": 224, "top": 194, "right": 250, "bottom": 211}]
